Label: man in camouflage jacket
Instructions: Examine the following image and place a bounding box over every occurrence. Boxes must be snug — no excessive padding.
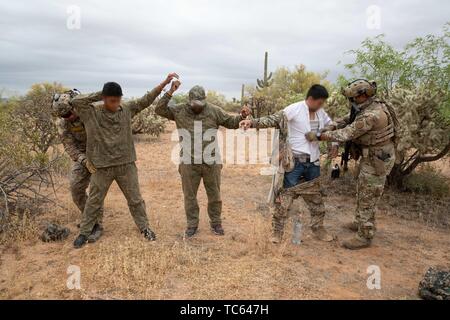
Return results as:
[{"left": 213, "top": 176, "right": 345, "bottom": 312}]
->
[
  {"left": 70, "top": 73, "right": 179, "bottom": 248},
  {"left": 155, "top": 83, "right": 251, "bottom": 238}
]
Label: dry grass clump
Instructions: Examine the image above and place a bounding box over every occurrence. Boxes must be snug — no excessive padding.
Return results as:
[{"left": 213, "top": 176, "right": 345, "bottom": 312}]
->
[
  {"left": 0, "top": 211, "right": 39, "bottom": 246},
  {"left": 80, "top": 237, "right": 213, "bottom": 299}
]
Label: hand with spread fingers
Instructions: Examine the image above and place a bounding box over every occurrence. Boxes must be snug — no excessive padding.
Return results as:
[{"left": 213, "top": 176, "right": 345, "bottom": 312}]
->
[{"left": 239, "top": 119, "right": 253, "bottom": 130}]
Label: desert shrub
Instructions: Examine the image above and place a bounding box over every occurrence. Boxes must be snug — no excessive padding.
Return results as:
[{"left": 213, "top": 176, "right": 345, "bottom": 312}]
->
[
  {"left": 0, "top": 83, "right": 67, "bottom": 226},
  {"left": 131, "top": 105, "right": 167, "bottom": 136},
  {"left": 12, "top": 82, "right": 67, "bottom": 154},
  {"left": 403, "top": 164, "right": 449, "bottom": 198}
]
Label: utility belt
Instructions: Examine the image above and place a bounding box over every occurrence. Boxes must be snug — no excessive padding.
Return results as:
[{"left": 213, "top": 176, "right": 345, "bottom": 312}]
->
[
  {"left": 293, "top": 153, "right": 310, "bottom": 162},
  {"left": 293, "top": 153, "right": 320, "bottom": 166},
  {"left": 359, "top": 144, "right": 394, "bottom": 176}
]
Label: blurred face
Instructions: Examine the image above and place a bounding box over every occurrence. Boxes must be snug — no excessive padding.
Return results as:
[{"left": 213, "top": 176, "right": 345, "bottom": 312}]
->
[
  {"left": 354, "top": 94, "right": 369, "bottom": 105},
  {"left": 103, "top": 96, "right": 122, "bottom": 112},
  {"left": 306, "top": 97, "right": 326, "bottom": 112},
  {"left": 61, "top": 109, "right": 78, "bottom": 122}
]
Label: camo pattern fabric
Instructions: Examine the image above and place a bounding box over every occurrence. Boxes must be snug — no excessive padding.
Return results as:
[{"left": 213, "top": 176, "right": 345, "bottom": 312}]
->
[
  {"left": 272, "top": 178, "right": 325, "bottom": 234},
  {"left": 419, "top": 267, "right": 450, "bottom": 300},
  {"left": 321, "top": 98, "right": 390, "bottom": 144},
  {"left": 155, "top": 92, "right": 243, "bottom": 164},
  {"left": 56, "top": 117, "right": 104, "bottom": 223},
  {"left": 55, "top": 117, "right": 87, "bottom": 163},
  {"left": 356, "top": 144, "right": 395, "bottom": 239},
  {"left": 322, "top": 98, "right": 397, "bottom": 239},
  {"left": 79, "top": 162, "right": 149, "bottom": 236},
  {"left": 250, "top": 110, "right": 294, "bottom": 204},
  {"left": 71, "top": 86, "right": 162, "bottom": 168}
]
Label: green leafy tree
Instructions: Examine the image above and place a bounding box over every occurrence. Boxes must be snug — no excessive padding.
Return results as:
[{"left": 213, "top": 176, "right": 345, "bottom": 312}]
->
[{"left": 336, "top": 24, "right": 450, "bottom": 187}]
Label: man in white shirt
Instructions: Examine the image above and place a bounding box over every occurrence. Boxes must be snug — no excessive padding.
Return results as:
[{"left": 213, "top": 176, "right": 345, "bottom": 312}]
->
[{"left": 240, "top": 85, "right": 337, "bottom": 243}]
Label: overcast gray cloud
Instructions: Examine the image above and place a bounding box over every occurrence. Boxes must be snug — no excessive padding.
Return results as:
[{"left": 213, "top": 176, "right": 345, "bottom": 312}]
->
[{"left": 0, "top": 0, "right": 448, "bottom": 98}]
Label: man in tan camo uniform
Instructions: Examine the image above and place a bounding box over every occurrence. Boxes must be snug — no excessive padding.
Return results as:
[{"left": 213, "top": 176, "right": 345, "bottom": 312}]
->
[
  {"left": 306, "top": 79, "right": 399, "bottom": 249},
  {"left": 52, "top": 89, "right": 103, "bottom": 242}
]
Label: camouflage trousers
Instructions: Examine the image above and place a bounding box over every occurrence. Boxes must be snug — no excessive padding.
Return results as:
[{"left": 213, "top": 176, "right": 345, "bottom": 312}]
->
[
  {"left": 178, "top": 163, "right": 222, "bottom": 228},
  {"left": 273, "top": 178, "right": 326, "bottom": 234},
  {"left": 79, "top": 162, "right": 149, "bottom": 236},
  {"left": 354, "top": 144, "right": 395, "bottom": 239},
  {"left": 70, "top": 162, "right": 103, "bottom": 224}
]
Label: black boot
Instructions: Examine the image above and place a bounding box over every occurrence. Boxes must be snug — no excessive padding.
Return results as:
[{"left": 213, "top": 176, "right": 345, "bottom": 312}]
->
[
  {"left": 185, "top": 226, "right": 198, "bottom": 238},
  {"left": 87, "top": 223, "right": 103, "bottom": 243},
  {"left": 211, "top": 224, "right": 225, "bottom": 236},
  {"left": 73, "top": 234, "right": 88, "bottom": 249},
  {"left": 142, "top": 228, "right": 156, "bottom": 241}
]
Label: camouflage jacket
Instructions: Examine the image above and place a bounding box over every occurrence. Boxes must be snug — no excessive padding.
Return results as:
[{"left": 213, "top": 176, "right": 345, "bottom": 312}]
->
[
  {"left": 71, "top": 85, "right": 162, "bottom": 168},
  {"left": 155, "top": 92, "right": 244, "bottom": 164},
  {"left": 322, "top": 98, "right": 396, "bottom": 147},
  {"left": 249, "top": 111, "right": 295, "bottom": 204},
  {"left": 56, "top": 117, "right": 87, "bottom": 163}
]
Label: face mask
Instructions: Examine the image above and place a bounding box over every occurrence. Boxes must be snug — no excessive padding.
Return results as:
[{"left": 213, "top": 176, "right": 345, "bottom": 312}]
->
[
  {"left": 190, "top": 101, "right": 205, "bottom": 114},
  {"left": 190, "top": 105, "right": 204, "bottom": 114}
]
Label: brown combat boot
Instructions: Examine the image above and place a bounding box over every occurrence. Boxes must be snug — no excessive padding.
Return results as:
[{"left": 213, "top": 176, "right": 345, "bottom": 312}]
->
[
  {"left": 343, "top": 221, "right": 359, "bottom": 232},
  {"left": 270, "top": 230, "right": 283, "bottom": 244},
  {"left": 311, "top": 226, "right": 334, "bottom": 242},
  {"left": 342, "top": 234, "right": 372, "bottom": 250}
]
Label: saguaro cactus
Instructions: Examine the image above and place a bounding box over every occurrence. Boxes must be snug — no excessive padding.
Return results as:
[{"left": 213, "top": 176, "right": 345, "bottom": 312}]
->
[
  {"left": 240, "top": 84, "right": 245, "bottom": 106},
  {"left": 256, "top": 51, "right": 273, "bottom": 91}
]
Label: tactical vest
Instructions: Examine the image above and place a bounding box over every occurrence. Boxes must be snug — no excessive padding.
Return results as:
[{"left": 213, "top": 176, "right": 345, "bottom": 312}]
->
[
  {"left": 68, "top": 118, "right": 87, "bottom": 144},
  {"left": 354, "top": 101, "right": 397, "bottom": 147}
]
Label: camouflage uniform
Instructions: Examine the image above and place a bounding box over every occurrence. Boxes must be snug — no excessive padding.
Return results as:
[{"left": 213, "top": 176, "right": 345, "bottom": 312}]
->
[
  {"left": 251, "top": 111, "right": 327, "bottom": 237},
  {"left": 321, "top": 97, "right": 396, "bottom": 240},
  {"left": 56, "top": 117, "right": 103, "bottom": 224},
  {"left": 71, "top": 86, "right": 163, "bottom": 237},
  {"left": 155, "top": 87, "right": 243, "bottom": 228}
]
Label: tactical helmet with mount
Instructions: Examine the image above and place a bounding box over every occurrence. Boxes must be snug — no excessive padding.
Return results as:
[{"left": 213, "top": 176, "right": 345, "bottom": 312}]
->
[
  {"left": 341, "top": 79, "right": 377, "bottom": 99},
  {"left": 51, "top": 89, "right": 81, "bottom": 118}
]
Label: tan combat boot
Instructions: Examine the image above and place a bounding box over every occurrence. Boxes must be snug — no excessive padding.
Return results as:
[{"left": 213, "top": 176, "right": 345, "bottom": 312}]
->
[
  {"left": 311, "top": 226, "right": 334, "bottom": 242},
  {"left": 270, "top": 230, "right": 283, "bottom": 244},
  {"left": 343, "top": 221, "right": 359, "bottom": 232},
  {"left": 342, "top": 234, "right": 372, "bottom": 250}
]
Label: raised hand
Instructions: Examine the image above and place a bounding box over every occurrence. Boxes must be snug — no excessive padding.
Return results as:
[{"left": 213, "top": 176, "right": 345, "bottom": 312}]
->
[
  {"left": 240, "top": 105, "right": 252, "bottom": 118},
  {"left": 169, "top": 79, "right": 181, "bottom": 95},
  {"left": 163, "top": 72, "right": 179, "bottom": 86},
  {"left": 239, "top": 119, "right": 253, "bottom": 130}
]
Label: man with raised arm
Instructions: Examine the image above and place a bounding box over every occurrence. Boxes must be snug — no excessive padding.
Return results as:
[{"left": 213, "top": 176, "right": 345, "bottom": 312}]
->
[
  {"left": 71, "top": 73, "right": 179, "bottom": 248},
  {"left": 155, "top": 82, "right": 251, "bottom": 238}
]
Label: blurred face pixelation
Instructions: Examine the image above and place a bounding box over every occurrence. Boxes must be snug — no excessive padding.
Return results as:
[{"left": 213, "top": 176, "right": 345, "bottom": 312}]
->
[
  {"left": 103, "top": 96, "right": 122, "bottom": 112},
  {"left": 306, "top": 97, "right": 326, "bottom": 112}
]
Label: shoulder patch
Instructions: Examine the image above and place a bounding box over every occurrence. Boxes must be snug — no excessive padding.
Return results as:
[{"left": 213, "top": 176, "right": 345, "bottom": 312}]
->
[{"left": 355, "top": 119, "right": 366, "bottom": 129}]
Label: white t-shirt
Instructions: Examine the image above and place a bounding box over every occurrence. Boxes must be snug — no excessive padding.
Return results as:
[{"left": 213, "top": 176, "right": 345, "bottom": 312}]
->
[{"left": 283, "top": 100, "right": 334, "bottom": 162}]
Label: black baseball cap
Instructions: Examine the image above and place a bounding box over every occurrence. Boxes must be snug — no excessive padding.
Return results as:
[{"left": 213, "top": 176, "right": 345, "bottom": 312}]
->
[{"left": 102, "top": 82, "right": 123, "bottom": 97}]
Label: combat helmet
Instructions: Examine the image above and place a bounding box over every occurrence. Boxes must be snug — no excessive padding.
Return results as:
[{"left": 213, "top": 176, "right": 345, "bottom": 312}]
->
[
  {"left": 51, "top": 89, "right": 81, "bottom": 117},
  {"left": 341, "top": 79, "right": 377, "bottom": 99}
]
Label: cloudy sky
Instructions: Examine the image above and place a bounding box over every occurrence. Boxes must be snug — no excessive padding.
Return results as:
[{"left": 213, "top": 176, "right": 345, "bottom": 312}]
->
[{"left": 0, "top": 0, "right": 448, "bottom": 98}]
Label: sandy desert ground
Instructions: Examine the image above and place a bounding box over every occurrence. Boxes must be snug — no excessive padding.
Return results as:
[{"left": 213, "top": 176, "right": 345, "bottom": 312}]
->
[{"left": 0, "top": 123, "right": 449, "bottom": 300}]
